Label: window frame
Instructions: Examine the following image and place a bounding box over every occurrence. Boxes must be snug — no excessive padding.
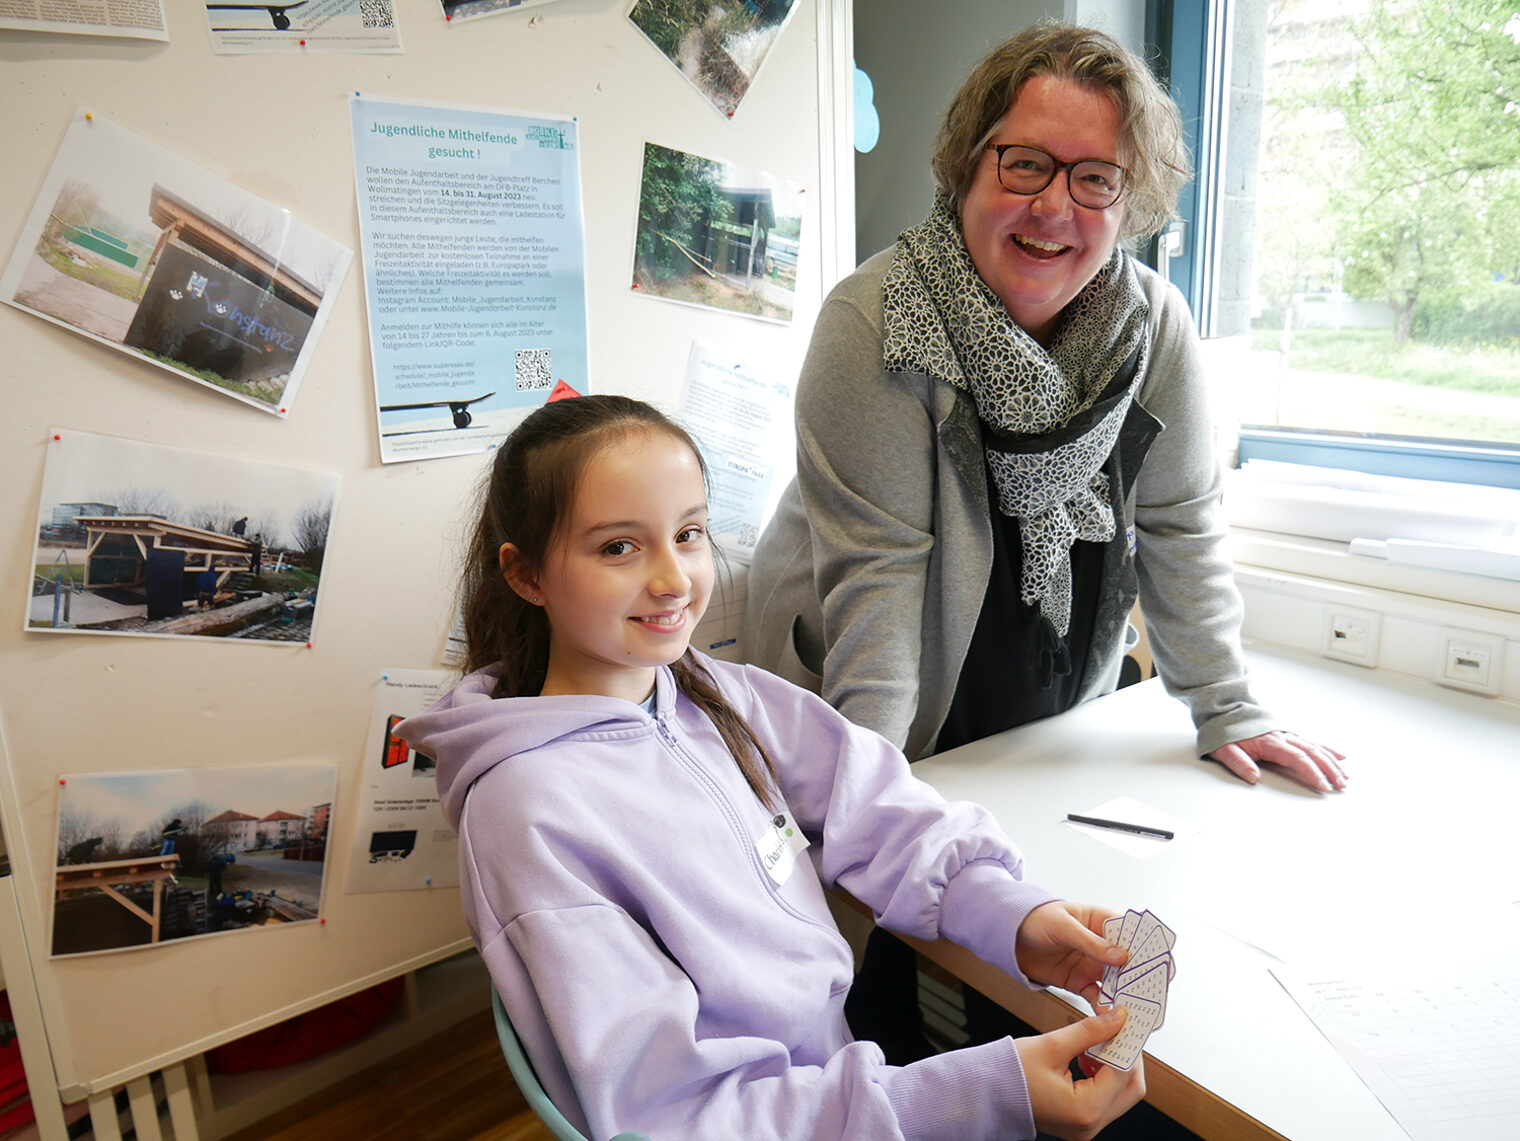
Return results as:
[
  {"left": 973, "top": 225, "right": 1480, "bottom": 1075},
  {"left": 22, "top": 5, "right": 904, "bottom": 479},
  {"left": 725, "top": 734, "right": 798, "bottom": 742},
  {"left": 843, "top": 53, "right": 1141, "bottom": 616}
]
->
[{"left": 1152, "top": 0, "right": 1520, "bottom": 595}]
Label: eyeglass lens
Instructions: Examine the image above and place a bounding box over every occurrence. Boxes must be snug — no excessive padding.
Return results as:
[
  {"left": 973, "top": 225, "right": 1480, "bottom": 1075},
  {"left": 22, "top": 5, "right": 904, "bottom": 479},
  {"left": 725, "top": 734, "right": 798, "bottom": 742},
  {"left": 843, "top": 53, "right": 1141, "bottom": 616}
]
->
[{"left": 994, "top": 145, "right": 1124, "bottom": 208}]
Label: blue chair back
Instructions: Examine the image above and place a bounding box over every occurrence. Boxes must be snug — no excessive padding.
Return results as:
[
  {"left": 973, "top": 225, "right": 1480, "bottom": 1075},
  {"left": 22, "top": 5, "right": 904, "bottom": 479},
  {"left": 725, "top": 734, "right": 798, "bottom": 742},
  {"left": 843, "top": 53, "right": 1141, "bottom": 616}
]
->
[{"left": 489, "top": 988, "right": 650, "bottom": 1141}]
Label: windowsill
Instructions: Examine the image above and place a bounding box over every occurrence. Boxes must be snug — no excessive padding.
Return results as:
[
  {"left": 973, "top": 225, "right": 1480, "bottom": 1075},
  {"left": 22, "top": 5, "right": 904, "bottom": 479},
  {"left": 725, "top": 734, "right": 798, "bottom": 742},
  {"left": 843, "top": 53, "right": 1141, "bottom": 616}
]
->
[{"left": 1228, "top": 527, "right": 1520, "bottom": 618}]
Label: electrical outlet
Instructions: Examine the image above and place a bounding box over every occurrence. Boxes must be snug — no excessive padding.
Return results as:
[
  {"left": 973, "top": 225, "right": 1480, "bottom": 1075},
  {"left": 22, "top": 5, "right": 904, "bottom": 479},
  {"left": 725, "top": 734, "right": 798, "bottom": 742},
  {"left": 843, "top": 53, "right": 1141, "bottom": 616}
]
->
[
  {"left": 1321, "top": 606, "right": 1381, "bottom": 666},
  {"left": 1436, "top": 629, "right": 1505, "bottom": 696}
]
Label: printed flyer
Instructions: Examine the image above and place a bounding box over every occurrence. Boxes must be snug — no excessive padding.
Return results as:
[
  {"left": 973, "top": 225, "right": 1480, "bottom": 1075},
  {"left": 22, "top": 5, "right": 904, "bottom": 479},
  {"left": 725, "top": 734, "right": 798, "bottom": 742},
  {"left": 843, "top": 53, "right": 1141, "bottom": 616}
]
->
[
  {"left": 350, "top": 96, "right": 589, "bottom": 462},
  {"left": 344, "top": 670, "right": 459, "bottom": 893}
]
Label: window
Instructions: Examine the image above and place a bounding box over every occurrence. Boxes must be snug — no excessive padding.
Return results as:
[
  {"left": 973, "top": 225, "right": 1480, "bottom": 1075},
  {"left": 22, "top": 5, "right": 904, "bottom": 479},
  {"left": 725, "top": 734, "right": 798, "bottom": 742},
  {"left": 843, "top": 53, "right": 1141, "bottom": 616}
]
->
[{"left": 1157, "top": 0, "right": 1520, "bottom": 486}]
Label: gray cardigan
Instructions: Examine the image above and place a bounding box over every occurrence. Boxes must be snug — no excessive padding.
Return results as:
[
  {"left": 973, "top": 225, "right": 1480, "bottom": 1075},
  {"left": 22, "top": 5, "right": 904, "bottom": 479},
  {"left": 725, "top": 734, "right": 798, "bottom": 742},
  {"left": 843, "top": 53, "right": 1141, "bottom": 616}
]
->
[{"left": 744, "top": 249, "right": 1278, "bottom": 761}]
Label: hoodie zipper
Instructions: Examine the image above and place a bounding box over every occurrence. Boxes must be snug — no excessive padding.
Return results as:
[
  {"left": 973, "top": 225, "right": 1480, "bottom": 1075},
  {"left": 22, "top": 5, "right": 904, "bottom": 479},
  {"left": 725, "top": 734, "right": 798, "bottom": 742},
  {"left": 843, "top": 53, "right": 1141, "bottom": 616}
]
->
[{"left": 654, "top": 714, "right": 852, "bottom": 955}]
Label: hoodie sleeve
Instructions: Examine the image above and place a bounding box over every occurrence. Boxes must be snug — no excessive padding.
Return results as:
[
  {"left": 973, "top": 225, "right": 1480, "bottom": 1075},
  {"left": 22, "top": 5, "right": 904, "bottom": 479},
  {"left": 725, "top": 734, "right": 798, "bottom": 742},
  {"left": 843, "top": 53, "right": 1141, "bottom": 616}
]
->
[
  {"left": 723, "top": 660, "right": 1057, "bottom": 984},
  {"left": 462, "top": 785, "right": 1039, "bottom": 1141}
]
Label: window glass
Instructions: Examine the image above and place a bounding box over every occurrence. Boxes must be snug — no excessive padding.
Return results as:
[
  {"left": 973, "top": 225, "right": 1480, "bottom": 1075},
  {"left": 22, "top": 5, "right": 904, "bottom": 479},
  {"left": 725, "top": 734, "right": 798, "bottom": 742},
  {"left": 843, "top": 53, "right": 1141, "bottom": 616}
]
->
[{"left": 1212, "top": 0, "right": 1520, "bottom": 450}]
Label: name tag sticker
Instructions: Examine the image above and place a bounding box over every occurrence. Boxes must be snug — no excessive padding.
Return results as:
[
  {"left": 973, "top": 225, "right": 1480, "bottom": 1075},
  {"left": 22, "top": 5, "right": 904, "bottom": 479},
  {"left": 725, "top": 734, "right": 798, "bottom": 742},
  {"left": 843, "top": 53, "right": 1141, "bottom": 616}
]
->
[{"left": 755, "top": 810, "right": 809, "bottom": 886}]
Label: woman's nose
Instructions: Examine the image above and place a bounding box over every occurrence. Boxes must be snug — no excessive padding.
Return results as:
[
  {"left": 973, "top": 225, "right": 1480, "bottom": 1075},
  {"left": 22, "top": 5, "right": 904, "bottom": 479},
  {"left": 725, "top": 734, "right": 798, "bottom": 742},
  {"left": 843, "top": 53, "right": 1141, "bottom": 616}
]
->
[{"left": 1031, "top": 168, "right": 1075, "bottom": 219}]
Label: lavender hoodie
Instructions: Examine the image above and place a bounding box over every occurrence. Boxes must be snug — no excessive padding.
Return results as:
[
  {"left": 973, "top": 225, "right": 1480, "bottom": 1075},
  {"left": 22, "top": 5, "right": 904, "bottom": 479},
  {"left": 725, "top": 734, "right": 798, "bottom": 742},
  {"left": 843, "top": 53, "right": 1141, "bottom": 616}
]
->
[{"left": 401, "top": 653, "right": 1058, "bottom": 1140}]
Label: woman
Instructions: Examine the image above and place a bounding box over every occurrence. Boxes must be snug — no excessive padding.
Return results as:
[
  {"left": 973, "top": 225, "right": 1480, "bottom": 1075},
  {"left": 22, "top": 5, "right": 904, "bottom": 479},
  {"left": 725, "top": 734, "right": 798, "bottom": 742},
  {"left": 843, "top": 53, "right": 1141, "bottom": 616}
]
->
[
  {"left": 748, "top": 22, "right": 1346, "bottom": 790},
  {"left": 745, "top": 23, "right": 1346, "bottom": 1063}
]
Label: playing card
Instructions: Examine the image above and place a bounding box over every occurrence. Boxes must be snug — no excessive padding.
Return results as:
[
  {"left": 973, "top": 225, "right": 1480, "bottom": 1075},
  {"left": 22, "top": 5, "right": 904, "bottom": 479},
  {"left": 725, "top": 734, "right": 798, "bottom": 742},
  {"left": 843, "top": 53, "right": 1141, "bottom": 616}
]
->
[
  {"left": 1093, "top": 908, "right": 1175, "bottom": 1065},
  {"left": 1087, "top": 991, "right": 1163, "bottom": 1071},
  {"left": 1115, "top": 959, "right": 1169, "bottom": 1029},
  {"left": 1116, "top": 923, "right": 1173, "bottom": 991}
]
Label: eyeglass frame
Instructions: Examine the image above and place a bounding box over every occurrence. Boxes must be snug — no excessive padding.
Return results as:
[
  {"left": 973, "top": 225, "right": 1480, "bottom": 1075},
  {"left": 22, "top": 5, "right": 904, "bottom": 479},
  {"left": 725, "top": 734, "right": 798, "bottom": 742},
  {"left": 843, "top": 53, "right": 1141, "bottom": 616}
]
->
[{"left": 983, "top": 143, "right": 1128, "bottom": 210}]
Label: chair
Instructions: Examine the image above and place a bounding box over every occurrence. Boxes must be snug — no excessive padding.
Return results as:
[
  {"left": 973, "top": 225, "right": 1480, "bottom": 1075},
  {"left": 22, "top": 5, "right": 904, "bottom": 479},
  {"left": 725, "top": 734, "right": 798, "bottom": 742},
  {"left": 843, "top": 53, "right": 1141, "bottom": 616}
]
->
[{"left": 490, "top": 989, "right": 650, "bottom": 1141}]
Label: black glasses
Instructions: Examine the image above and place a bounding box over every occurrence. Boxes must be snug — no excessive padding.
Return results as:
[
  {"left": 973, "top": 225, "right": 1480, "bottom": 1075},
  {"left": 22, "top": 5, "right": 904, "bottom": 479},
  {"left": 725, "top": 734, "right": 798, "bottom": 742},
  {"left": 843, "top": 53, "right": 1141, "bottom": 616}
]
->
[{"left": 985, "top": 144, "right": 1127, "bottom": 209}]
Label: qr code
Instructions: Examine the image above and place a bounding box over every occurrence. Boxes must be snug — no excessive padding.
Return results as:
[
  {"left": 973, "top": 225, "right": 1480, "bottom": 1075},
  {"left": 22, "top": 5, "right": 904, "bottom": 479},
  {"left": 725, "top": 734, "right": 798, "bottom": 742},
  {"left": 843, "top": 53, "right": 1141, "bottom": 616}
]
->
[
  {"left": 737, "top": 522, "right": 758, "bottom": 549},
  {"left": 359, "top": 0, "right": 393, "bottom": 27},
  {"left": 514, "top": 348, "right": 552, "bottom": 391}
]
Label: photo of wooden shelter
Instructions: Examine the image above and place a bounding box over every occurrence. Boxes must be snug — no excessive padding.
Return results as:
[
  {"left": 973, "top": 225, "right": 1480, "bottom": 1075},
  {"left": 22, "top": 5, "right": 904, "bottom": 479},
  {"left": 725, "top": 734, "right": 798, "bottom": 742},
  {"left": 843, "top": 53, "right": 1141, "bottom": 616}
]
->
[
  {"left": 122, "top": 185, "right": 323, "bottom": 400},
  {"left": 75, "top": 514, "right": 252, "bottom": 594},
  {"left": 28, "top": 428, "right": 339, "bottom": 643}
]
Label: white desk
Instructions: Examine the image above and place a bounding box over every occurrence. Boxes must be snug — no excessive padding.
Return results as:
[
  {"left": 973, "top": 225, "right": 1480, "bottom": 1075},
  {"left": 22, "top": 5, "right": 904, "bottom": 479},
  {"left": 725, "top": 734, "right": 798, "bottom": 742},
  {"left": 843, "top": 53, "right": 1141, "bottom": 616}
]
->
[{"left": 904, "top": 644, "right": 1520, "bottom": 1141}]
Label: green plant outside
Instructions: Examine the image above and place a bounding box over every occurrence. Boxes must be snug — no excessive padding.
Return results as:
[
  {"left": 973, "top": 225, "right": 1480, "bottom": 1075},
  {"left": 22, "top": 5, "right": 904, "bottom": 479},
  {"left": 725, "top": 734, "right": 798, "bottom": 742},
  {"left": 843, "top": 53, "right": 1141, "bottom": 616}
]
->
[{"left": 1248, "top": 328, "right": 1520, "bottom": 399}]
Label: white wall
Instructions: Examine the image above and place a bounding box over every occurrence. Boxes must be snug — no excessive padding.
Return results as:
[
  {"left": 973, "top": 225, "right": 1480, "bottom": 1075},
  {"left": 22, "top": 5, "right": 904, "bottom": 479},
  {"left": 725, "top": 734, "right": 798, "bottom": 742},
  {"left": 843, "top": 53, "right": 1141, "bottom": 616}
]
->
[
  {"left": 853, "top": 0, "right": 1060, "bottom": 259},
  {"left": 0, "top": 0, "right": 838, "bottom": 1099}
]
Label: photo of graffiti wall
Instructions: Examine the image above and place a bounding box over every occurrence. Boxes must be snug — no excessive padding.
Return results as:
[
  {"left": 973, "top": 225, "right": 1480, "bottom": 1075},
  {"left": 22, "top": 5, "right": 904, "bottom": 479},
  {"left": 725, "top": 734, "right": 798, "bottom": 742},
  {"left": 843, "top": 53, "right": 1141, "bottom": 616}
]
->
[
  {"left": 50, "top": 764, "right": 337, "bottom": 958},
  {"left": 0, "top": 112, "right": 351, "bottom": 416}
]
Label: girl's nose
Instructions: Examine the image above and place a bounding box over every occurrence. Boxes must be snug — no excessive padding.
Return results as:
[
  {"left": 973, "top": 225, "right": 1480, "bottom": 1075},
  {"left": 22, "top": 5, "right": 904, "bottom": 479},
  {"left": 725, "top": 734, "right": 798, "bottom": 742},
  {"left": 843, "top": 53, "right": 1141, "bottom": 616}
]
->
[{"left": 649, "top": 546, "right": 692, "bottom": 597}]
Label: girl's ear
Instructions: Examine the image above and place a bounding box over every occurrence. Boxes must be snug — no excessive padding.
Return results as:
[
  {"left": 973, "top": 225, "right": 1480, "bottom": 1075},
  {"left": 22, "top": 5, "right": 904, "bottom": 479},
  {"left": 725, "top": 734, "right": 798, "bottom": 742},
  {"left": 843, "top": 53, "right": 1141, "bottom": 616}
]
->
[{"left": 498, "top": 543, "right": 540, "bottom": 604}]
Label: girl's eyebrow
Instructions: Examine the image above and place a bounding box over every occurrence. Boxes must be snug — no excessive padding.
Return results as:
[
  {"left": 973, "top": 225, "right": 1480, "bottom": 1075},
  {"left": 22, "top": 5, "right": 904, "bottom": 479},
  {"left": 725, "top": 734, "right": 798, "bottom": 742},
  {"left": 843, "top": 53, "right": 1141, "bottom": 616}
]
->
[{"left": 582, "top": 504, "right": 708, "bottom": 536}]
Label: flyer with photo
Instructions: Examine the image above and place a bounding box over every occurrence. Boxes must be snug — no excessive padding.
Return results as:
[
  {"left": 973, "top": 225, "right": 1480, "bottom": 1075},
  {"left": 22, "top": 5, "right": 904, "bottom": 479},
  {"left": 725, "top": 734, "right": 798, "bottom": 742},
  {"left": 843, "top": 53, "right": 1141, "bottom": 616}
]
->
[{"left": 350, "top": 96, "right": 589, "bottom": 462}]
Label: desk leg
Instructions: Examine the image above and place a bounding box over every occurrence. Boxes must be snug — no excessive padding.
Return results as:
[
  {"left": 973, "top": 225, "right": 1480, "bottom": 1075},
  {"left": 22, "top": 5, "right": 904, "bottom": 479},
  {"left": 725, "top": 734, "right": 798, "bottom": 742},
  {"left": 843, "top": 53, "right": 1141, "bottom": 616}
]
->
[
  {"left": 126, "top": 1075, "right": 163, "bottom": 1141},
  {"left": 162, "top": 1061, "right": 200, "bottom": 1141},
  {"left": 0, "top": 876, "right": 72, "bottom": 1141}
]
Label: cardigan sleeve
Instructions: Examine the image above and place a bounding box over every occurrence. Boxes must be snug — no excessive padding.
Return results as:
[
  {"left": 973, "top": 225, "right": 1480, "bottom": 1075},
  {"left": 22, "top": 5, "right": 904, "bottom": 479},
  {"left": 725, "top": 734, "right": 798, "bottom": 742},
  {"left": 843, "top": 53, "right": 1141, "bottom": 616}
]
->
[{"left": 1130, "top": 275, "right": 1280, "bottom": 755}]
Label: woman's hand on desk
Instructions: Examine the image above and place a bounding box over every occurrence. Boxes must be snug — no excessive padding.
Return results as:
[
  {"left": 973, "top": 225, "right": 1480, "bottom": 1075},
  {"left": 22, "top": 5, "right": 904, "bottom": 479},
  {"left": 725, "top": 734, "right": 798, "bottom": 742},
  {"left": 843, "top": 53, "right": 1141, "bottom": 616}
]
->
[
  {"left": 1015, "top": 1007, "right": 1146, "bottom": 1141},
  {"left": 1015, "top": 901, "right": 1128, "bottom": 1006},
  {"left": 1209, "top": 730, "right": 1349, "bottom": 793}
]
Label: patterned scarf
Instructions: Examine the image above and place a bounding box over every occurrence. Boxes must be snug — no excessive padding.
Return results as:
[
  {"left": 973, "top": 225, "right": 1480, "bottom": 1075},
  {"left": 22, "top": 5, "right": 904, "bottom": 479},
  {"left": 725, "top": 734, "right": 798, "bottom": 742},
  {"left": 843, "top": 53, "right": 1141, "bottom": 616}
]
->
[{"left": 882, "top": 194, "right": 1150, "bottom": 636}]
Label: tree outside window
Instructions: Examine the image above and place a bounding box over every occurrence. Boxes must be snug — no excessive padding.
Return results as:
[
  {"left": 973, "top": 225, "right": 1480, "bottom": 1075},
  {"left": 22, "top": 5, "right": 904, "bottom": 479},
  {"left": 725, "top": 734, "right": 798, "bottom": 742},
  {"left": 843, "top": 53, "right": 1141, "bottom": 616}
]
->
[{"left": 1222, "top": 0, "right": 1520, "bottom": 446}]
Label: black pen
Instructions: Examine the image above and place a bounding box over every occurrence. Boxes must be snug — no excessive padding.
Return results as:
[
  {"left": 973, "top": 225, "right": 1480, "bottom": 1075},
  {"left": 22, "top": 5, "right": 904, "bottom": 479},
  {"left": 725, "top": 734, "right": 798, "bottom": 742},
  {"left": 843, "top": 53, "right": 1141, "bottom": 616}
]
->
[{"left": 1066, "top": 813, "right": 1174, "bottom": 840}]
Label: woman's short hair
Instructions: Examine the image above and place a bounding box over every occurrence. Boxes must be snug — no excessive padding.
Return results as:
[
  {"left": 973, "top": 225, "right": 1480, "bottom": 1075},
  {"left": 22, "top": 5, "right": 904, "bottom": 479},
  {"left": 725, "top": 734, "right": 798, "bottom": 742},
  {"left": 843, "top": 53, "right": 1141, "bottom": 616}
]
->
[{"left": 932, "top": 22, "right": 1191, "bottom": 241}]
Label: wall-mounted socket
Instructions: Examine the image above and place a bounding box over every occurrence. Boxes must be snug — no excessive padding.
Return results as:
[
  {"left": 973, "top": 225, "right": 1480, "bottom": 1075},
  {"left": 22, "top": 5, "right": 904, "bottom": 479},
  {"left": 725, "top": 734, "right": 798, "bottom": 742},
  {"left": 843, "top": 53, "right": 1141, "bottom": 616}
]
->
[
  {"left": 1321, "top": 606, "right": 1382, "bottom": 666},
  {"left": 1435, "top": 629, "right": 1505, "bottom": 696}
]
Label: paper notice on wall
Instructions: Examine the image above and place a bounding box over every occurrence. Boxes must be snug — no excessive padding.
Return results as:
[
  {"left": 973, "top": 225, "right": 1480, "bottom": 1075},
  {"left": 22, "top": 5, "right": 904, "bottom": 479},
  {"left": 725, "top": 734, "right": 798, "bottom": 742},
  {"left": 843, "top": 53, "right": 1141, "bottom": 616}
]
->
[
  {"left": 350, "top": 95, "right": 588, "bottom": 463},
  {"left": 678, "top": 341, "right": 793, "bottom": 660},
  {"left": 204, "top": 0, "right": 402, "bottom": 54},
  {"left": 1, "top": 0, "right": 167, "bottom": 40},
  {"left": 345, "top": 669, "right": 459, "bottom": 893}
]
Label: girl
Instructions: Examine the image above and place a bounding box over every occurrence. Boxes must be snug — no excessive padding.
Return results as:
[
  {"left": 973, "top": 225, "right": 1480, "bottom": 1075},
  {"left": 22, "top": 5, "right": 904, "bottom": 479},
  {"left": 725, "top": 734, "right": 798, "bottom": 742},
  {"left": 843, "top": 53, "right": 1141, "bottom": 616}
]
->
[{"left": 400, "top": 394, "right": 1143, "bottom": 1141}]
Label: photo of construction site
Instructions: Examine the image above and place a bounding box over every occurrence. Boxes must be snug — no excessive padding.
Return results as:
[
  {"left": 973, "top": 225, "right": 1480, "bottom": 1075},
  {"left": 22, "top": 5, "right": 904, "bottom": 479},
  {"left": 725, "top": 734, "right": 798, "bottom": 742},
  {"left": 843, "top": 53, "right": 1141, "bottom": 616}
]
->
[
  {"left": 50, "top": 764, "right": 337, "bottom": 958},
  {"left": 27, "top": 427, "right": 339, "bottom": 643}
]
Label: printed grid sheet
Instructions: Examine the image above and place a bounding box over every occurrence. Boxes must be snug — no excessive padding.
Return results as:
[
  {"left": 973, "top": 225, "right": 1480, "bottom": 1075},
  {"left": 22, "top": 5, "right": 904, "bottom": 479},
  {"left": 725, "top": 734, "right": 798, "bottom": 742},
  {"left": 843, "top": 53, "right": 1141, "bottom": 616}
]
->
[{"left": 1274, "top": 967, "right": 1520, "bottom": 1140}]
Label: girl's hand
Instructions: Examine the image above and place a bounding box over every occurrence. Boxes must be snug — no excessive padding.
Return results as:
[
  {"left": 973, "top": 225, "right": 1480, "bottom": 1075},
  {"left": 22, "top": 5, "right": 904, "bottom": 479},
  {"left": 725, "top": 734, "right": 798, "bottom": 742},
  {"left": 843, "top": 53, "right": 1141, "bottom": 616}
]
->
[
  {"left": 1015, "top": 1007, "right": 1146, "bottom": 1141},
  {"left": 1015, "top": 901, "right": 1127, "bottom": 1005}
]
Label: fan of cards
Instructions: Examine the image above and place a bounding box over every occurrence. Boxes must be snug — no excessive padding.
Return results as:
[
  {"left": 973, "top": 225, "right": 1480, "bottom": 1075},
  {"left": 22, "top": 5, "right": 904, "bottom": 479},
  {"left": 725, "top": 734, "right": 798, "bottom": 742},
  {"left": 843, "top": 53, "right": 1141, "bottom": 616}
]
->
[{"left": 1086, "top": 908, "right": 1176, "bottom": 1072}]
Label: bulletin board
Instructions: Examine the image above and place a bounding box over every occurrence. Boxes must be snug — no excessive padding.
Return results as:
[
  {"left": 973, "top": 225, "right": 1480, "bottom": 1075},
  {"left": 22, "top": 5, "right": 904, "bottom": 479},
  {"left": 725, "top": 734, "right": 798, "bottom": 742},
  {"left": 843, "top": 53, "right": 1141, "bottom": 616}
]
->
[{"left": 0, "top": 0, "right": 848, "bottom": 1099}]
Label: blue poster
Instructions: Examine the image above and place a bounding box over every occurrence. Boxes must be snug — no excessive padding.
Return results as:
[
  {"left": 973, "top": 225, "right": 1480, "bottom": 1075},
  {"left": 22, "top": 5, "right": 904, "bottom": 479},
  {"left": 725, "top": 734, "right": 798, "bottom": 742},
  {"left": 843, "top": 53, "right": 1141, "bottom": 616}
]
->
[{"left": 350, "top": 96, "right": 588, "bottom": 462}]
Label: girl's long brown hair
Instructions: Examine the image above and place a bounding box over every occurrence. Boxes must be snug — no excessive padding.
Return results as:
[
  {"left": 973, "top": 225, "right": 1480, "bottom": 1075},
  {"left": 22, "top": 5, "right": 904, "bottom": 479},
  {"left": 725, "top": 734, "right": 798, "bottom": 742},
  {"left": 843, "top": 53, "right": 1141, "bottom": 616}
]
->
[{"left": 462, "top": 394, "right": 778, "bottom": 808}]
